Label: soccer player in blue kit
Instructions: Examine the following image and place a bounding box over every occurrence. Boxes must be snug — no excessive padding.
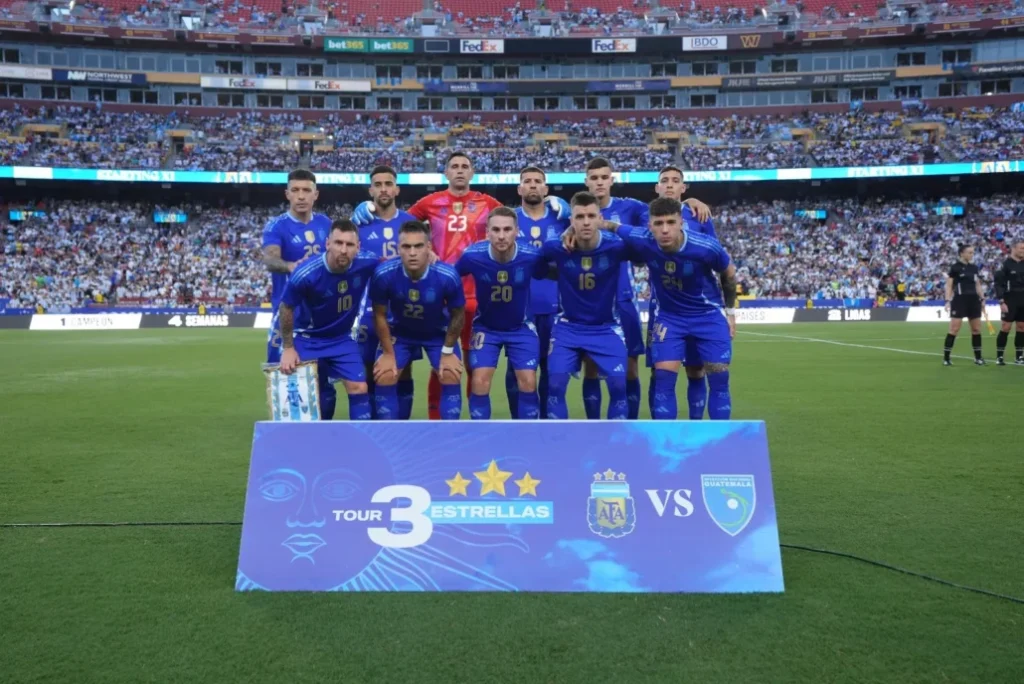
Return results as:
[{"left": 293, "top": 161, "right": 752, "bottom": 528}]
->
[
  {"left": 512, "top": 166, "right": 568, "bottom": 418},
  {"left": 611, "top": 197, "right": 738, "bottom": 420},
  {"left": 354, "top": 165, "right": 418, "bottom": 418},
  {"left": 276, "top": 220, "right": 379, "bottom": 421},
  {"left": 542, "top": 192, "right": 632, "bottom": 420},
  {"left": 370, "top": 221, "right": 467, "bottom": 420},
  {"left": 261, "top": 169, "right": 335, "bottom": 412},
  {"left": 456, "top": 206, "right": 549, "bottom": 420}
]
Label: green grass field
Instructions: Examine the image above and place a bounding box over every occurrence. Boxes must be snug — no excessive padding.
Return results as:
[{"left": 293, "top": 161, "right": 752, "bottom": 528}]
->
[{"left": 1, "top": 323, "right": 1022, "bottom": 684}]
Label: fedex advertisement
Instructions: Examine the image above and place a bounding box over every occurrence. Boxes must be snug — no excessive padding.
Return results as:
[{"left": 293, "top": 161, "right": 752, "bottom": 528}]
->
[
  {"left": 591, "top": 38, "right": 637, "bottom": 53},
  {"left": 460, "top": 39, "right": 505, "bottom": 54}
]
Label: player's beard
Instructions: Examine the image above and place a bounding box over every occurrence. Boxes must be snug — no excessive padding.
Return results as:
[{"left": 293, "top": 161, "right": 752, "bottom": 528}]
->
[
  {"left": 374, "top": 195, "right": 394, "bottom": 211},
  {"left": 523, "top": 193, "right": 543, "bottom": 206}
]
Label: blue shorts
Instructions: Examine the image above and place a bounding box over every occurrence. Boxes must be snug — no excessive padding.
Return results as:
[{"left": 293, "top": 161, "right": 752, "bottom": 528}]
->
[
  {"left": 297, "top": 339, "right": 366, "bottom": 383},
  {"left": 649, "top": 311, "right": 732, "bottom": 367},
  {"left": 357, "top": 310, "right": 421, "bottom": 366},
  {"left": 549, "top": 319, "right": 628, "bottom": 378},
  {"left": 378, "top": 335, "right": 462, "bottom": 371},
  {"left": 469, "top": 323, "right": 539, "bottom": 372},
  {"left": 533, "top": 313, "right": 555, "bottom": 365},
  {"left": 617, "top": 299, "right": 645, "bottom": 358}
]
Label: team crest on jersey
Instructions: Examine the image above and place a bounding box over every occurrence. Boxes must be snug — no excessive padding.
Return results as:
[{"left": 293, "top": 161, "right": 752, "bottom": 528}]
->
[
  {"left": 665, "top": 261, "right": 676, "bottom": 274},
  {"left": 497, "top": 271, "right": 508, "bottom": 284},
  {"left": 409, "top": 289, "right": 420, "bottom": 302},
  {"left": 304, "top": 230, "right": 316, "bottom": 243},
  {"left": 587, "top": 470, "right": 636, "bottom": 539},
  {"left": 453, "top": 202, "right": 464, "bottom": 214},
  {"left": 530, "top": 226, "right": 541, "bottom": 238},
  {"left": 424, "top": 289, "right": 437, "bottom": 303},
  {"left": 383, "top": 227, "right": 394, "bottom": 240},
  {"left": 581, "top": 257, "right": 593, "bottom": 271},
  {"left": 338, "top": 281, "right": 349, "bottom": 294}
]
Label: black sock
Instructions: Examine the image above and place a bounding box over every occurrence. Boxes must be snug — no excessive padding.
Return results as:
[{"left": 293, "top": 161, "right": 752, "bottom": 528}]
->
[
  {"left": 996, "top": 331, "right": 1008, "bottom": 359},
  {"left": 944, "top": 333, "right": 956, "bottom": 361},
  {"left": 1016, "top": 332, "right": 1024, "bottom": 360},
  {"left": 972, "top": 333, "right": 983, "bottom": 361}
]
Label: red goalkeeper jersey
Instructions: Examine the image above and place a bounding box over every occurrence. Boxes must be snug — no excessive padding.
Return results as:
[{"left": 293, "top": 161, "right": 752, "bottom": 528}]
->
[{"left": 409, "top": 189, "right": 503, "bottom": 301}]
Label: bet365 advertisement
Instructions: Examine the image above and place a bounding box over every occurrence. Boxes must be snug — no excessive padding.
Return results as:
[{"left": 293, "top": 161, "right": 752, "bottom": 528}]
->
[{"left": 236, "top": 421, "right": 784, "bottom": 593}]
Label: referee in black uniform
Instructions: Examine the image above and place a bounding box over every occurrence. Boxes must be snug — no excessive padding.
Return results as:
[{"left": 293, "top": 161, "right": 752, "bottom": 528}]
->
[
  {"left": 994, "top": 238, "right": 1024, "bottom": 366},
  {"left": 944, "top": 244, "right": 986, "bottom": 366}
]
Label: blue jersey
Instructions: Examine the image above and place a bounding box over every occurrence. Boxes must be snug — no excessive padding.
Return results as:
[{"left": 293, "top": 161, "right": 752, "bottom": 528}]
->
[
  {"left": 369, "top": 260, "right": 466, "bottom": 341},
  {"left": 280, "top": 251, "right": 379, "bottom": 355},
  {"left": 262, "top": 212, "right": 333, "bottom": 310},
  {"left": 542, "top": 230, "right": 629, "bottom": 327},
  {"left": 615, "top": 225, "right": 730, "bottom": 317},
  {"left": 682, "top": 204, "right": 717, "bottom": 240},
  {"left": 601, "top": 197, "right": 648, "bottom": 302},
  {"left": 516, "top": 205, "right": 568, "bottom": 316},
  {"left": 359, "top": 210, "right": 416, "bottom": 260},
  {"left": 455, "top": 242, "right": 548, "bottom": 331}
]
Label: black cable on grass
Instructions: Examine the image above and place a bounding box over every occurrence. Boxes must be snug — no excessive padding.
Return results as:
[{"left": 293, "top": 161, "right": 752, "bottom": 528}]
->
[
  {"left": 2, "top": 522, "right": 1021, "bottom": 605},
  {"left": 781, "top": 543, "right": 1024, "bottom": 605}
]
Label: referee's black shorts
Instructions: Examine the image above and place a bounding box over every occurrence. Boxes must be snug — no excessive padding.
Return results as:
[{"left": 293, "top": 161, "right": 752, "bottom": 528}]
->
[
  {"left": 950, "top": 296, "right": 982, "bottom": 320},
  {"left": 1001, "top": 298, "right": 1024, "bottom": 323}
]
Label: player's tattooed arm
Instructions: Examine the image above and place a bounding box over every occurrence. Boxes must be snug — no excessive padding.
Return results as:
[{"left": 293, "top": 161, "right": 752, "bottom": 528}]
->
[
  {"left": 279, "top": 304, "right": 295, "bottom": 348},
  {"left": 719, "top": 263, "right": 738, "bottom": 309},
  {"left": 262, "top": 245, "right": 294, "bottom": 274},
  {"left": 373, "top": 304, "right": 393, "bottom": 355},
  {"left": 444, "top": 306, "right": 465, "bottom": 349}
]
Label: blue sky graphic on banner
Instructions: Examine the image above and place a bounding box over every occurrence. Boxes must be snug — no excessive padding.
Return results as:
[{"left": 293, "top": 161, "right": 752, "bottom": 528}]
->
[{"left": 236, "top": 421, "right": 784, "bottom": 593}]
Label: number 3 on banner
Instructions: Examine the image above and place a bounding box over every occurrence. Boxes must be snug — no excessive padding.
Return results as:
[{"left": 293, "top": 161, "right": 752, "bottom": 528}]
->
[{"left": 367, "top": 485, "right": 433, "bottom": 549}]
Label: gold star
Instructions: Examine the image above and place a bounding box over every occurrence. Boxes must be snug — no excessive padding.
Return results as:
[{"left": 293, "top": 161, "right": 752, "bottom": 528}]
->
[
  {"left": 514, "top": 472, "right": 541, "bottom": 497},
  {"left": 474, "top": 460, "right": 513, "bottom": 497},
  {"left": 603, "top": 468, "right": 617, "bottom": 481},
  {"left": 445, "top": 472, "right": 471, "bottom": 497}
]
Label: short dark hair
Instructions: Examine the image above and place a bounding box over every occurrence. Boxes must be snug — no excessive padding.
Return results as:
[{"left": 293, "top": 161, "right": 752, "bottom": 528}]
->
[
  {"left": 585, "top": 157, "right": 612, "bottom": 174},
  {"left": 649, "top": 197, "right": 682, "bottom": 218},
  {"left": 659, "top": 165, "right": 684, "bottom": 180},
  {"left": 446, "top": 151, "right": 472, "bottom": 169},
  {"left": 520, "top": 166, "right": 546, "bottom": 180},
  {"left": 958, "top": 243, "right": 972, "bottom": 255},
  {"left": 570, "top": 191, "right": 599, "bottom": 208},
  {"left": 399, "top": 220, "right": 430, "bottom": 238},
  {"left": 331, "top": 219, "right": 358, "bottom": 235},
  {"left": 288, "top": 168, "right": 316, "bottom": 185},
  {"left": 487, "top": 206, "right": 517, "bottom": 225},
  {"left": 369, "top": 165, "right": 397, "bottom": 181}
]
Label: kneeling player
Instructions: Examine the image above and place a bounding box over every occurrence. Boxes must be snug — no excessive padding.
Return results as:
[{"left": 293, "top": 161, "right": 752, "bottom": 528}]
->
[
  {"left": 456, "top": 207, "right": 549, "bottom": 420},
  {"left": 278, "top": 220, "right": 379, "bottom": 420},
  {"left": 612, "top": 197, "right": 737, "bottom": 420},
  {"left": 370, "top": 221, "right": 466, "bottom": 420}
]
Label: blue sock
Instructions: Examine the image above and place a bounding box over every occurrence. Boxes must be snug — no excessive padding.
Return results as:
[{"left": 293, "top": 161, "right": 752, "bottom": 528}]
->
[
  {"left": 606, "top": 376, "right": 628, "bottom": 420},
  {"left": 518, "top": 391, "right": 540, "bottom": 420},
  {"left": 469, "top": 392, "right": 491, "bottom": 420},
  {"left": 647, "top": 372, "right": 656, "bottom": 418},
  {"left": 366, "top": 376, "right": 377, "bottom": 420},
  {"left": 397, "top": 379, "right": 414, "bottom": 420},
  {"left": 320, "top": 381, "right": 337, "bottom": 421},
  {"left": 547, "top": 373, "right": 570, "bottom": 419},
  {"left": 505, "top": 366, "right": 519, "bottom": 419},
  {"left": 441, "top": 384, "right": 462, "bottom": 420},
  {"left": 707, "top": 371, "right": 731, "bottom": 420},
  {"left": 582, "top": 377, "right": 602, "bottom": 420},
  {"left": 687, "top": 374, "right": 708, "bottom": 420},
  {"left": 538, "top": 364, "right": 549, "bottom": 419},
  {"left": 348, "top": 393, "right": 372, "bottom": 421},
  {"left": 626, "top": 377, "right": 641, "bottom": 420},
  {"left": 374, "top": 384, "right": 399, "bottom": 420},
  {"left": 652, "top": 369, "right": 678, "bottom": 420}
]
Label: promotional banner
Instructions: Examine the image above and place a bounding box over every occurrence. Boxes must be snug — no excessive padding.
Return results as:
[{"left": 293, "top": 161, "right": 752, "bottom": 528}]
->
[
  {"left": 287, "top": 78, "right": 372, "bottom": 93},
  {"left": 0, "top": 65, "right": 52, "bottom": 81},
  {"left": 591, "top": 38, "right": 636, "bottom": 53},
  {"left": 52, "top": 69, "right": 147, "bottom": 86},
  {"left": 235, "top": 421, "right": 784, "bottom": 593},
  {"left": 459, "top": 39, "right": 504, "bottom": 54},
  {"left": 584, "top": 79, "right": 670, "bottom": 93},
  {"left": 721, "top": 70, "right": 894, "bottom": 90},
  {"left": 423, "top": 81, "right": 509, "bottom": 94},
  {"left": 730, "top": 33, "right": 774, "bottom": 49},
  {"left": 792, "top": 308, "right": 909, "bottom": 323},
  {"left": 952, "top": 62, "right": 1024, "bottom": 78},
  {"left": 28, "top": 313, "right": 143, "bottom": 330},
  {"left": 199, "top": 76, "right": 287, "bottom": 90},
  {"left": 682, "top": 35, "right": 727, "bottom": 51}
]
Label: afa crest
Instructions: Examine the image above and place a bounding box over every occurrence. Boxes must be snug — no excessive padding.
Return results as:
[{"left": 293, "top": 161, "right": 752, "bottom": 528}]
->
[
  {"left": 530, "top": 226, "right": 541, "bottom": 239},
  {"left": 383, "top": 227, "right": 394, "bottom": 240},
  {"left": 338, "top": 281, "right": 349, "bottom": 293},
  {"left": 304, "top": 230, "right": 316, "bottom": 244},
  {"left": 409, "top": 289, "right": 420, "bottom": 302},
  {"left": 587, "top": 470, "right": 636, "bottom": 538},
  {"left": 581, "top": 257, "right": 593, "bottom": 272},
  {"left": 701, "top": 474, "right": 756, "bottom": 537},
  {"left": 497, "top": 271, "right": 508, "bottom": 284},
  {"left": 453, "top": 202, "right": 464, "bottom": 214},
  {"left": 665, "top": 261, "right": 676, "bottom": 274}
]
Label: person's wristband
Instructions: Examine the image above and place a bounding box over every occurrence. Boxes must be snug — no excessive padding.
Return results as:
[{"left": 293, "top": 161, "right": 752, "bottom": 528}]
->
[
  {"left": 725, "top": 308, "right": 736, "bottom": 316},
  {"left": 441, "top": 345, "right": 455, "bottom": 355}
]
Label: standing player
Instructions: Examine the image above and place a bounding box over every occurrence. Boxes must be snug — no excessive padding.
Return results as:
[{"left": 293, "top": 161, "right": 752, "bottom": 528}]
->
[
  {"left": 943, "top": 244, "right": 986, "bottom": 366},
  {"left": 542, "top": 192, "right": 632, "bottom": 420},
  {"left": 456, "top": 207, "right": 549, "bottom": 420},
  {"left": 994, "top": 238, "right": 1024, "bottom": 365},
  {"left": 514, "top": 166, "right": 569, "bottom": 418},
  {"left": 370, "top": 220, "right": 466, "bottom": 420},
  {"left": 355, "top": 165, "right": 418, "bottom": 417},
  {"left": 261, "top": 169, "right": 336, "bottom": 415},
  {"left": 277, "top": 220, "right": 379, "bottom": 421},
  {"left": 611, "top": 197, "right": 737, "bottom": 420}
]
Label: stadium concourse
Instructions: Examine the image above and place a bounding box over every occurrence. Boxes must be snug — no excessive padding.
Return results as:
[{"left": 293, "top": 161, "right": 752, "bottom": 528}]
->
[
  {"left": 0, "top": 106, "right": 1023, "bottom": 173},
  {"left": 1, "top": 195, "right": 1021, "bottom": 312}
]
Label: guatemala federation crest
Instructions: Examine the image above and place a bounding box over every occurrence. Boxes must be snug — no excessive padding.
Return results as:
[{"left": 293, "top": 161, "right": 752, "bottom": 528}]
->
[
  {"left": 588, "top": 470, "right": 636, "bottom": 538},
  {"left": 701, "top": 474, "right": 756, "bottom": 537}
]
